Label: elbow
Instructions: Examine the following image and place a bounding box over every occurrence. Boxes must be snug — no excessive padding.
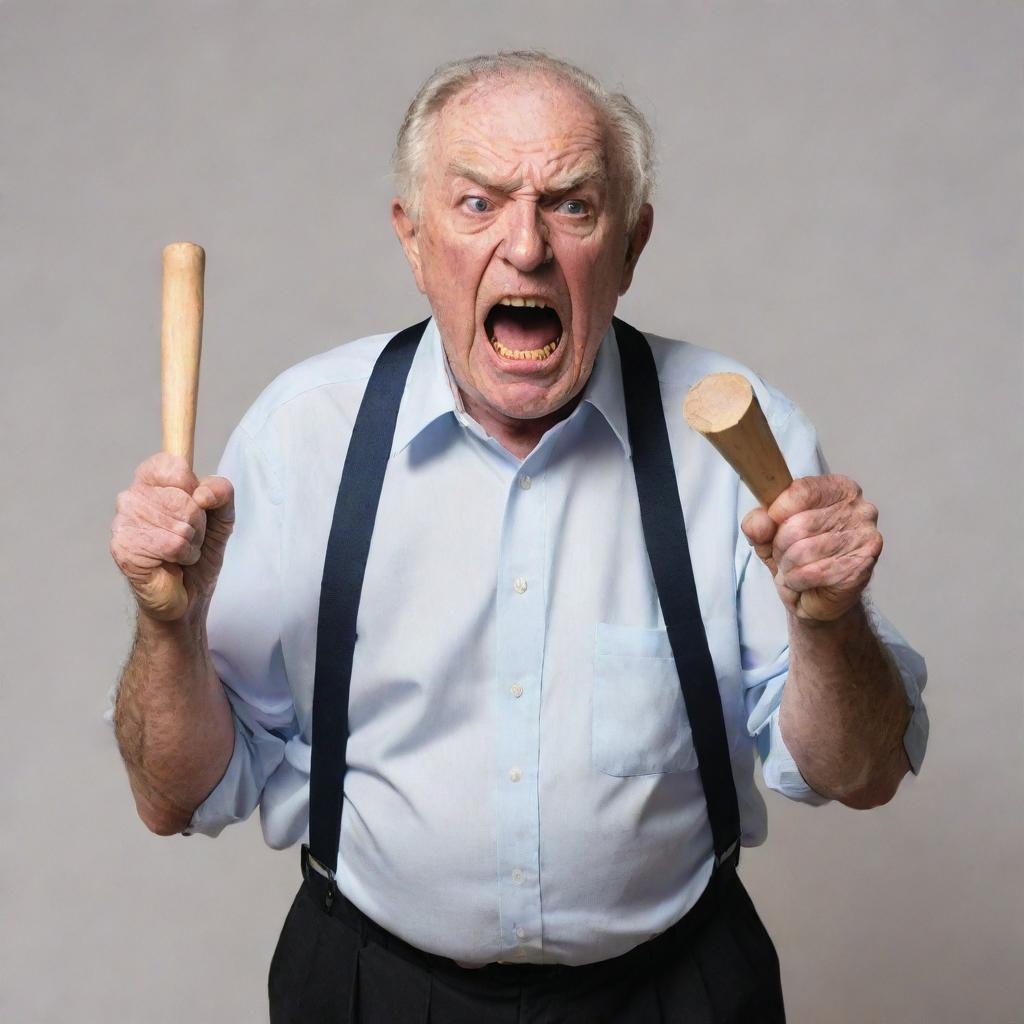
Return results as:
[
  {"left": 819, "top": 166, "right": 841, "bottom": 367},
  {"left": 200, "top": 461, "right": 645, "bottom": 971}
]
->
[
  {"left": 831, "top": 760, "right": 907, "bottom": 810},
  {"left": 797, "top": 752, "right": 908, "bottom": 810},
  {"left": 133, "top": 792, "right": 193, "bottom": 836},
  {"left": 835, "top": 780, "right": 900, "bottom": 810},
  {"left": 141, "top": 813, "right": 189, "bottom": 836}
]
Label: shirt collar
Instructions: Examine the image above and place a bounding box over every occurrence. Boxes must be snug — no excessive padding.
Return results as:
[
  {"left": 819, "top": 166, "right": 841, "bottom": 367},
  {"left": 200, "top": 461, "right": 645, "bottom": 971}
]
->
[
  {"left": 390, "top": 318, "right": 461, "bottom": 457},
  {"left": 390, "top": 317, "right": 632, "bottom": 458},
  {"left": 581, "top": 321, "right": 631, "bottom": 458}
]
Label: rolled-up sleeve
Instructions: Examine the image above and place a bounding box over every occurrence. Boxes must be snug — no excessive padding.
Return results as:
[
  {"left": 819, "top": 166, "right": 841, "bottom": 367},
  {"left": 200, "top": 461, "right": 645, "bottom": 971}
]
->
[
  {"left": 737, "top": 392, "right": 929, "bottom": 804},
  {"left": 183, "top": 424, "right": 298, "bottom": 837}
]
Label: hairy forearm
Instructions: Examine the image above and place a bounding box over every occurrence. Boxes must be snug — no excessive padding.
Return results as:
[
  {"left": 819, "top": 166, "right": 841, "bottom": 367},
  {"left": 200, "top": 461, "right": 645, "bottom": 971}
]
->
[
  {"left": 114, "top": 603, "right": 234, "bottom": 834},
  {"left": 779, "top": 601, "right": 911, "bottom": 809}
]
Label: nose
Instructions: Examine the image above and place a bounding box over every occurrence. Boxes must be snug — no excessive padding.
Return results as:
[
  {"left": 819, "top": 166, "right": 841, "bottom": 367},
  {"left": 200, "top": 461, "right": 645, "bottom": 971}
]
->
[{"left": 499, "top": 201, "right": 553, "bottom": 272}]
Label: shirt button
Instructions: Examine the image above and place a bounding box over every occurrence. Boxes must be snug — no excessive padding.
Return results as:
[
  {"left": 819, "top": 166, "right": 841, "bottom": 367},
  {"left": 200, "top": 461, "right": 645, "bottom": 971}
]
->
[
  {"left": 519, "top": 474, "right": 532, "bottom": 490},
  {"left": 511, "top": 868, "right": 524, "bottom": 884},
  {"left": 509, "top": 767, "right": 523, "bottom": 783},
  {"left": 516, "top": 926, "right": 526, "bottom": 939},
  {"left": 513, "top": 576, "right": 527, "bottom": 595},
  {"left": 510, "top": 683, "right": 524, "bottom": 698}
]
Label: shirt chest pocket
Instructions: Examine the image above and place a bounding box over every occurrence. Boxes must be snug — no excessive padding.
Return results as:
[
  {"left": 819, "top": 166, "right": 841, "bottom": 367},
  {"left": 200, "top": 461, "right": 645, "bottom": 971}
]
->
[{"left": 592, "top": 623, "right": 698, "bottom": 776}]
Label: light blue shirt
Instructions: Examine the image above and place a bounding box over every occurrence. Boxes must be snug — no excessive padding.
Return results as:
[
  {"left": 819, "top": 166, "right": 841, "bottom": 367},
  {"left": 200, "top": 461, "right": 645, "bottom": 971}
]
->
[{"left": 186, "top": 318, "right": 928, "bottom": 966}]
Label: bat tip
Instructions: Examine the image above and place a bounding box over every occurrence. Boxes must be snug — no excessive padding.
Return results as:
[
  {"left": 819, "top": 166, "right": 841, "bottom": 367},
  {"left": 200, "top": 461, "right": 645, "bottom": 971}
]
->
[
  {"left": 162, "top": 242, "right": 206, "bottom": 266},
  {"left": 684, "top": 372, "right": 754, "bottom": 433}
]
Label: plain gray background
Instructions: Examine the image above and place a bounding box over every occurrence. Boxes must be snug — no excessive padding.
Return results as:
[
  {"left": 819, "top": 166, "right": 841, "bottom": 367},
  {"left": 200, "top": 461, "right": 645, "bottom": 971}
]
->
[{"left": 3, "top": 2, "right": 1021, "bottom": 1021}]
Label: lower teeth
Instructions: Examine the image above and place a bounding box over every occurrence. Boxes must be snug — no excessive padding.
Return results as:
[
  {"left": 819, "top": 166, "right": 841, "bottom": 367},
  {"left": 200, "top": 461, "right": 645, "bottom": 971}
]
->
[{"left": 490, "top": 336, "right": 561, "bottom": 361}]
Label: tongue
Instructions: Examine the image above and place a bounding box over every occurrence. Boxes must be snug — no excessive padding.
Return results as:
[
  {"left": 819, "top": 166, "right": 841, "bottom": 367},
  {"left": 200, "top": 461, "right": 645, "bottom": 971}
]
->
[{"left": 489, "top": 306, "right": 561, "bottom": 351}]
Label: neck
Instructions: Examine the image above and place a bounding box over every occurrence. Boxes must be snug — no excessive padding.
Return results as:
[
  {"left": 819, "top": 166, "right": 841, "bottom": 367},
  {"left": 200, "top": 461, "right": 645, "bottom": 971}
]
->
[{"left": 459, "top": 389, "right": 584, "bottom": 460}]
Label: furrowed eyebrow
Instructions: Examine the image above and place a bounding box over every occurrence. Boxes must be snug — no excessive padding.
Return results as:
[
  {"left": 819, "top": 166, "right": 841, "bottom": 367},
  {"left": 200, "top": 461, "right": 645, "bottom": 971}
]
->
[
  {"left": 545, "top": 161, "right": 607, "bottom": 195},
  {"left": 448, "top": 161, "right": 523, "bottom": 193},
  {"left": 447, "top": 158, "right": 607, "bottom": 198}
]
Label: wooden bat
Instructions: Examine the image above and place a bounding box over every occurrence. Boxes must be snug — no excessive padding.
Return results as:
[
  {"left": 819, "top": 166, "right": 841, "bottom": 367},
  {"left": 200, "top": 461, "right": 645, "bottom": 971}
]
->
[
  {"left": 147, "top": 242, "right": 205, "bottom": 620},
  {"left": 683, "top": 372, "right": 793, "bottom": 508}
]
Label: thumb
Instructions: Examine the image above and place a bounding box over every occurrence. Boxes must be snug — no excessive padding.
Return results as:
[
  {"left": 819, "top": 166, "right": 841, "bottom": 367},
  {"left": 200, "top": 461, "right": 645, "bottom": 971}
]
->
[
  {"left": 193, "top": 476, "right": 235, "bottom": 521},
  {"left": 192, "top": 476, "right": 235, "bottom": 561},
  {"left": 741, "top": 506, "right": 776, "bottom": 547},
  {"left": 741, "top": 506, "right": 777, "bottom": 574}
]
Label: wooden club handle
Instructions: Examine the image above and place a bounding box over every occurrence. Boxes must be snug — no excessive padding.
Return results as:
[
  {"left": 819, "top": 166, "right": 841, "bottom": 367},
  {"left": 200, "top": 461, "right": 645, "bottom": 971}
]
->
[
  {"left": 683, "top": 372, "right": 793, "bottom": 508},
  {"left": 147, "top": 242, "right": 205, "bottom": 619},
  {"left": 161, "top": 242, "right": 204, "bottom": 464}
]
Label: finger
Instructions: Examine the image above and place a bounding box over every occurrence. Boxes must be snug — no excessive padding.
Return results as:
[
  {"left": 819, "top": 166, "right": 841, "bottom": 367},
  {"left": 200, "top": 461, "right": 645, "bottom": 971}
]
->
[
  {"left": 767, "top": 474, "right": 861, "bottom": 525},
  {"left": 145, "top": 486, "right": 207, "bottom": 547},
  {"left": 111, "top": 518, "right": 203, "bottom": 570},
  {"left": 780, "top": 545, "right": 880, "bottom": 594},
  {"left": 117, "top": 488, "right": 203, "bottom": 544},
  {"left": 777, "top": 527, "right": 877, "bottom": 576},
  {"left": 133, "top": 452, "right": 200, "bottom": 493},
  {"left": 772, "top": 504, "right": 853, "bottom": 557}
]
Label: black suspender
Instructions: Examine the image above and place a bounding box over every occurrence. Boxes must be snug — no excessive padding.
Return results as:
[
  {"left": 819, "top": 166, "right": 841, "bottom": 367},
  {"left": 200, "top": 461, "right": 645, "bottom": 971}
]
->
[
  {"left": 302, "top": 318, "right": 741, "bottom": 898},
  {"left": 306, "top": 319, "right": 427, "bottom": 879},
  {"left": 614, "top": 317, "right": 742, "bottom": 867}
]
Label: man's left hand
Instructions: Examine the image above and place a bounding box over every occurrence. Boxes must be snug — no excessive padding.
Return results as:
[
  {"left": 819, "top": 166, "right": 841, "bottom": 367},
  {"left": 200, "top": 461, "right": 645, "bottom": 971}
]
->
[{"left": 741, "top": 474, "right": 882, "bottom": 623}]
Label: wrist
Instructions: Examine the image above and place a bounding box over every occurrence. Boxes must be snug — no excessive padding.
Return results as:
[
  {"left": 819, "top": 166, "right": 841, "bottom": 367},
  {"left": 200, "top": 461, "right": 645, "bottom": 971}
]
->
[
  {"left": 786, "top": 598, "right": 867, "bottom": 636},
  {"left": 137, "top": 592, "right": 208, "bottom": 629},
  {"left": 136, "top": 597, "right": 210, "bottom": 651}
]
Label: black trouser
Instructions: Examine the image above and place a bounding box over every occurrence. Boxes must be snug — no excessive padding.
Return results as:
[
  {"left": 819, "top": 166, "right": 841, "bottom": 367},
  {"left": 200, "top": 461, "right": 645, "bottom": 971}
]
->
[{"left": 268, "top": 861, "right": 785, "bottom": 1024}]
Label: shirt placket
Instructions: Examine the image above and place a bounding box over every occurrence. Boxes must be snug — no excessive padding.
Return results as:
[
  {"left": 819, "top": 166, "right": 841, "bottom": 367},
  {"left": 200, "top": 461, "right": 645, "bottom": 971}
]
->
[{"left": 494, "top": 452, "right": 549, "bottom": 961}]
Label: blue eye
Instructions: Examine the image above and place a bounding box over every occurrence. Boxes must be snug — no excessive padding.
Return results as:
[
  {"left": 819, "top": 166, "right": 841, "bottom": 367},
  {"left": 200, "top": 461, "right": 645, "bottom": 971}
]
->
[
  {"left": 558, "top": 199, "right": 588, "bottom": 216},
  {"left": 464, "top": 196, "right": 491, "bottom": 214}
]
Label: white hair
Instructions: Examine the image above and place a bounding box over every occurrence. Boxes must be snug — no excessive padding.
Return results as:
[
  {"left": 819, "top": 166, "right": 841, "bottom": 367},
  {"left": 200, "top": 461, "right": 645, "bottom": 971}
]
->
[{"left": 393, "top": 50, "right": 655, "bottom": 230}]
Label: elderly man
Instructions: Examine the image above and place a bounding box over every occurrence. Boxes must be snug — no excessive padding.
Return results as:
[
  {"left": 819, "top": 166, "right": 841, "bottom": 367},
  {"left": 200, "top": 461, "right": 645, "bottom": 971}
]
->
[{"left": 110, "top": 51, "right": 927, "bottom": 1023}]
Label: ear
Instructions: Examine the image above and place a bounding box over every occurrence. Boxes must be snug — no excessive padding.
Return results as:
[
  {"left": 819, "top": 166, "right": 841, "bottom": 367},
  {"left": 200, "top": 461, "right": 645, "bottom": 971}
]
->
[
  {"left": 619, "top": 203, "right": 654, "bottom": 296},
  {"left": 391, "top": 198, "right": 426, "bottom": 294}
]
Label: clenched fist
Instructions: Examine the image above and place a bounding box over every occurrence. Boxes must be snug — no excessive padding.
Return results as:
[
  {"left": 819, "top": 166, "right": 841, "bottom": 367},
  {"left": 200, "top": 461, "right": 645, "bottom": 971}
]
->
[
  {"left": 110, "top": 453, "right": 234, "bottom": 621},
  {"left": 741, "top": 474, "right": 882, "bottom": 623}
]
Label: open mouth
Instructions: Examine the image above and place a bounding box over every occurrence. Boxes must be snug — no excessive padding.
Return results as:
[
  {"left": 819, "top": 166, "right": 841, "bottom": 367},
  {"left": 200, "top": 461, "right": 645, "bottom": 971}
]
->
[{"left": 485, "top": 298, "right": 563, "bottom": 362}]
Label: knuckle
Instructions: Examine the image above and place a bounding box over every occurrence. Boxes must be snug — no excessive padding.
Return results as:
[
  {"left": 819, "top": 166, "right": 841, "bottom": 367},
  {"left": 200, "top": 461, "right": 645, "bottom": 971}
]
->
[
  {"left": 110, "top": 516, "right": 135, "bottom": 549},
  {"left": 173, "top": 518, "right": 197, "bottom": 542},
  {"left": 137, "top": 453, "right": 197, "bottom": 490},
  {"left": 791, "top": 477, "right": 814, "bottom": 503},
  {"left": 179, "top": 544, "right": 201, "bottom": 566},
  {"left": 776, "top": 516, "right": 807, "bottom": 551},
  {"left": 134, "top": 453, "right": 166, "bottom": 482},
  {"left": 159, "top": 487, "right": 192, "bottom": 517},
  {"left": 167, "top": 535, "right": 192, "bottom": 561},
  {"left": 154, "top": 451, "right": 188, "bottom": 473}
]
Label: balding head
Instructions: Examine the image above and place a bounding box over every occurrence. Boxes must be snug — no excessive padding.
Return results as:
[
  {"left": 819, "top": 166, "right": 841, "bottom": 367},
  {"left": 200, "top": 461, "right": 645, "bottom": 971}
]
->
[{"left": 393, "top": 50, "right": 655, "bottom": 231}]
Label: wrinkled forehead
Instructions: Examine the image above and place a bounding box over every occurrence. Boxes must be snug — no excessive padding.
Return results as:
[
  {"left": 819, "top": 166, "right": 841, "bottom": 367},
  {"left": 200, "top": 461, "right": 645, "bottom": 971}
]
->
[{"left": 427, "top": 74, "right": 615, "bottom": 186}]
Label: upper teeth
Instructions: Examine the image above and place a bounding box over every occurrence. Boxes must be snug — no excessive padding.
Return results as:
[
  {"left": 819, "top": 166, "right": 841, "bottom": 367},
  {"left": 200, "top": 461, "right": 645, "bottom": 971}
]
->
[{"left": 498, "top": 297, "right": 549, "bottom": 309}]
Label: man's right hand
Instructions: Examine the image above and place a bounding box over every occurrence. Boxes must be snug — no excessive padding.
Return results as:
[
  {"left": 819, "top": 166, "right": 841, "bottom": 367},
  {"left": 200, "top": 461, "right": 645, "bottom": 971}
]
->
[{"left": 110, "top": 453, "right": 235, "bottom": 622}]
